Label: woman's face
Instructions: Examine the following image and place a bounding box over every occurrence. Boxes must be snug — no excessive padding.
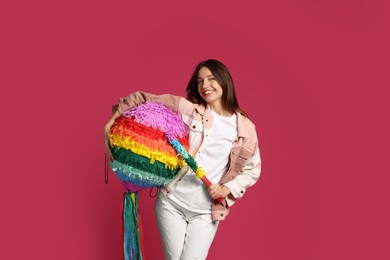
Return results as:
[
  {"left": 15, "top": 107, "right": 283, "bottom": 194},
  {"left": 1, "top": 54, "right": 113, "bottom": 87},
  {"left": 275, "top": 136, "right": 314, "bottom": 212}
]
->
[{"left": 197, "top": 66, "right": 223, "bottom": 106}]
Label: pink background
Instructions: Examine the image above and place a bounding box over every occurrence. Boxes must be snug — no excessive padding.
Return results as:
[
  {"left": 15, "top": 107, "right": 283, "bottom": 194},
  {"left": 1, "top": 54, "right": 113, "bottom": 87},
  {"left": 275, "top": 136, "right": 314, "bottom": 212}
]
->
[{"left": 2, "top": 0, "right": 389, "bottom": 259}]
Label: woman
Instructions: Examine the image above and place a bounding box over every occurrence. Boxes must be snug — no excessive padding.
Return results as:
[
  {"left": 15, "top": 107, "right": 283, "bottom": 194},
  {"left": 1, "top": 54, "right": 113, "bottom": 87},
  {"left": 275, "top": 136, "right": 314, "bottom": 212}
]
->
[{"left": 104, "top": 59, "right": 261, "bottom": 259}]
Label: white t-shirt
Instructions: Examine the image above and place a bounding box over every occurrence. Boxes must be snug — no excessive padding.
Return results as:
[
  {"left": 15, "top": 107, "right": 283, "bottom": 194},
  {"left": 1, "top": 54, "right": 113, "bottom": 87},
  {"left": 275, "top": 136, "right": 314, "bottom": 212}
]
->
[{"left": 169, "top": 111, "right": 237, "bottom": 213}]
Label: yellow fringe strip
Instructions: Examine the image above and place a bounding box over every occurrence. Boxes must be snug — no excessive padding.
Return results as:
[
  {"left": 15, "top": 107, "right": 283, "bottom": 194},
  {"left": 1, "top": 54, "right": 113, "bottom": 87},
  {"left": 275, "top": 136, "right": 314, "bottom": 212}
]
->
[
  {"left": 112, "top": 131, "right": 178, "bottom": 155},
  {"left": 111, "top": 134, "right": 185, "bottom": 170}
]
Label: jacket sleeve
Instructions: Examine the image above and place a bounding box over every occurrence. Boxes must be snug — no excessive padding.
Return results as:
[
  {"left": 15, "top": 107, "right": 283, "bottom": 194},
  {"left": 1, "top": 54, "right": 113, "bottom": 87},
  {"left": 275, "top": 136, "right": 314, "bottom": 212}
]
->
[
  {"left": 116, "top": 91, "right": 184, "bottom": 114},
  {"left": 223, "top": 146, "right": 261, "bottom": 207}
]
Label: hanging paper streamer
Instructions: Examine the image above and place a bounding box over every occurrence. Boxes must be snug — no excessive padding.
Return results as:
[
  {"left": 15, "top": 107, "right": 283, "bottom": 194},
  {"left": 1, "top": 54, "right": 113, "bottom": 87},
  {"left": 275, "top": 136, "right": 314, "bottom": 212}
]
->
[
  {"left": 122, "top": 192, "right": 145, "bottom": 260},
  {"left": 109, "top": 101, "right": 220, "bottom": 260}
]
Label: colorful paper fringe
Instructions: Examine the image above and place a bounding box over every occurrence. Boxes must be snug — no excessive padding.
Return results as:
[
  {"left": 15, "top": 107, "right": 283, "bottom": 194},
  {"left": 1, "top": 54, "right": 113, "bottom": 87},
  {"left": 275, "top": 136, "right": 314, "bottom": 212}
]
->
[
  {"left": 110, "top": 102, "right": 190, "bottom": 192},
  {"left": 122, "top": 192, "right": 145, "bottom": 260},
  {"left": 165, "top": 131, "right": 205, "bottom": 179},
  {"left": 110, "top": 101, "right": 190, "bottom": 260},
  {"left": 109, "top": 101, "right": 220, "bottom": 260}
]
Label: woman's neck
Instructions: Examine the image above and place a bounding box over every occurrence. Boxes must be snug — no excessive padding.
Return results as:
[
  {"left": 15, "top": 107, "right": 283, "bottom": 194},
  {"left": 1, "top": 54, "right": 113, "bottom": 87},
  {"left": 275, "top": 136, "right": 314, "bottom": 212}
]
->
[{"left": 208, "top": 103, "right": 232, "bottom": 117}]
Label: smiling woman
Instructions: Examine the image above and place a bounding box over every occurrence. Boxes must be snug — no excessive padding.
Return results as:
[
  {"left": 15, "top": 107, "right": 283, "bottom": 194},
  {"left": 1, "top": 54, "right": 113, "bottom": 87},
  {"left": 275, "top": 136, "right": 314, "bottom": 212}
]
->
[{"left": 104, "top": 59, "right": 262, "bottom": 260}]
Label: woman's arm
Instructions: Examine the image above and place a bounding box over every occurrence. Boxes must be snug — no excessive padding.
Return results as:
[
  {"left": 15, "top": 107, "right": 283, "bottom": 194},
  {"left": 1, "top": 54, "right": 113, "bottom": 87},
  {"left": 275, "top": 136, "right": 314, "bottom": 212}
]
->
[{"left": 117, "top": 91, "right": 184, "bottom": 114}]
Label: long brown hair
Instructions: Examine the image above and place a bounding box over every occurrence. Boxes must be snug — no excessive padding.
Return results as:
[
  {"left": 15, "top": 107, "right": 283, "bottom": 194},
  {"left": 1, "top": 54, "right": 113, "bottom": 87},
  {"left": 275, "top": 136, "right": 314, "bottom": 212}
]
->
[{"left": 186, "top": 59, "right": 247, "bottom": 117}]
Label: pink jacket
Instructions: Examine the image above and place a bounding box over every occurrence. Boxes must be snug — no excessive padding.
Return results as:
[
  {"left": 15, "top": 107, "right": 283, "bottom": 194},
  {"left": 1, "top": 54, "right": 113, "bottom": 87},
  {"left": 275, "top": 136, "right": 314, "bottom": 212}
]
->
[{"left": 118, "top": 91, "right": 262, "bottom": 221}]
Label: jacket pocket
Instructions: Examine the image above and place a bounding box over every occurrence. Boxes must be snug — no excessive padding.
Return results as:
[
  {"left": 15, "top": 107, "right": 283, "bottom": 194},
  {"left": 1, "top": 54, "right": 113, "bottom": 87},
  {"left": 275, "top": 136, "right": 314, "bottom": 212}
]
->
[
  {"left": 188, "top": 120, "right": 204, "bottom": 153},
  {"left": 233, "top": 148, "right": 252, "bottom": 172},
  {"left": 189, "top": 120, "right": 203, "bottom": 133}
]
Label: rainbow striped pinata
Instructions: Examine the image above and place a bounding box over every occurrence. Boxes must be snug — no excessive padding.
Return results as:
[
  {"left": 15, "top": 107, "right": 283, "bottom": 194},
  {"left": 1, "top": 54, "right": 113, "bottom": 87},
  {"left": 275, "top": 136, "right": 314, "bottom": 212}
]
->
[
  {"left": 108, "top": 101, "right": 221, "bottom": 260},
  {"left": 110, "top": 101, "right": 190, "bottom": 192},
  {"left": 109, "top": 101, "right": 189, "bottom": 260}
]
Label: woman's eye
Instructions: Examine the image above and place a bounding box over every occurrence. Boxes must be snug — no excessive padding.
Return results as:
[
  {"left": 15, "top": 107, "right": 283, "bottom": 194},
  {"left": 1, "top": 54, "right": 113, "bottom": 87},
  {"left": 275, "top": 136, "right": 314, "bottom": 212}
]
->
[{"left": 209, "top": 77, "right": 215, "bottom": 81}]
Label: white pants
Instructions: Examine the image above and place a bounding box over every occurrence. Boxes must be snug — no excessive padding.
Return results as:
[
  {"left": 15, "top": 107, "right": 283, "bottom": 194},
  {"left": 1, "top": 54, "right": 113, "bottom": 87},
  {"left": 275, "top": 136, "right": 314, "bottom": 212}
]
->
[{"left": 155, "top": 194, "right": 219, "bottom": 260}]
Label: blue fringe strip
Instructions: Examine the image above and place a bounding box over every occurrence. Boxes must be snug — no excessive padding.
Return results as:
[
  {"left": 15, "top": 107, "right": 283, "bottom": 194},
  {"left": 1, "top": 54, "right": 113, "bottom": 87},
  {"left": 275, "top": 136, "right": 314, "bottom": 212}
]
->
[{"left": 123, "top": 192, "right": 143, "bottom": 260}]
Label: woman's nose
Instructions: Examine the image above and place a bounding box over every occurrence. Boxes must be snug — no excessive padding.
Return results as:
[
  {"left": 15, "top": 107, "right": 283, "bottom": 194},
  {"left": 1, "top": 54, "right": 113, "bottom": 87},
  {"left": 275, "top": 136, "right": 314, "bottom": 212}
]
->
[{"left": 201, "top": 79, "right": 209, "bottom": 88}]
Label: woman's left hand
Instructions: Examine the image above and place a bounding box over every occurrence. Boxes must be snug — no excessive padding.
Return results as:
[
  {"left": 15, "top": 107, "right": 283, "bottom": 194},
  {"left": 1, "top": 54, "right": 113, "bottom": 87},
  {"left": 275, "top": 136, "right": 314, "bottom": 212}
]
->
[{"left": 208, "top": 184, "right": 230, "bottom": 199}]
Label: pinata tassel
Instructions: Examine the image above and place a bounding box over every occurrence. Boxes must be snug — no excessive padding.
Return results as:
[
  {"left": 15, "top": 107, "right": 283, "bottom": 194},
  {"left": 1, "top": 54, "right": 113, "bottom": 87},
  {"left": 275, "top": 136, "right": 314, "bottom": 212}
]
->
[{"left": 122, "top": 192, "right": 144, "bottom": 260}]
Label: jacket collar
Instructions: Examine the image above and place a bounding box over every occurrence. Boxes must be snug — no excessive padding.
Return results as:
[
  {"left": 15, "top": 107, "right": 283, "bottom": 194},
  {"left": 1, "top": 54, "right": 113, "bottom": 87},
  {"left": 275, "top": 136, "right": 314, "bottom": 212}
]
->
[{"left": 195, "top": 104, "right": 206, "bottom": 116}]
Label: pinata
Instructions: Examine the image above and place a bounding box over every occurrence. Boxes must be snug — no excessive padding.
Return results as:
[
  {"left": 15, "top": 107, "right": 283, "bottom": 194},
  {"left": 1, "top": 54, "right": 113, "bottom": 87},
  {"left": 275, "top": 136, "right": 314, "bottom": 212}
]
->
[{"left": 107, "top": 101, "right": 219, "bottom": 260}]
